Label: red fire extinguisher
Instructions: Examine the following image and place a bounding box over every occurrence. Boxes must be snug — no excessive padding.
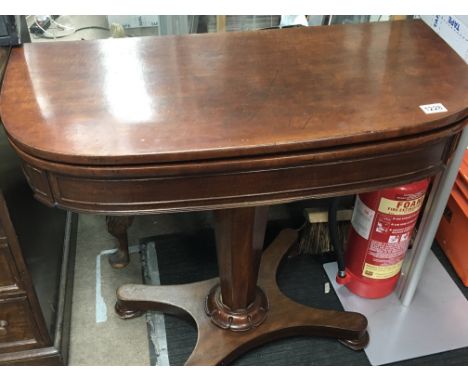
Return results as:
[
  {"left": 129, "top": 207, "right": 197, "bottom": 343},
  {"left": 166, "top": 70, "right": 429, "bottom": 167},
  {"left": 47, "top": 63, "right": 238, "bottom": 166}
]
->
[{"left": 335, "top": 179, "right": 430, "bottom": 298}]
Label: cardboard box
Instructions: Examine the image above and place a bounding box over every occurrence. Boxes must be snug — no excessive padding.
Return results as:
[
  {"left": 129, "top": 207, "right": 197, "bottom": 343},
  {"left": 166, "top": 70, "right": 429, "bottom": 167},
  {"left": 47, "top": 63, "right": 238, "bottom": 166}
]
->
[
  {"left": 107, "top": 16, "right": 159, "bottom": 29},
  {"left": 421, "top": 15, "right": 468, "bottom": 64}
]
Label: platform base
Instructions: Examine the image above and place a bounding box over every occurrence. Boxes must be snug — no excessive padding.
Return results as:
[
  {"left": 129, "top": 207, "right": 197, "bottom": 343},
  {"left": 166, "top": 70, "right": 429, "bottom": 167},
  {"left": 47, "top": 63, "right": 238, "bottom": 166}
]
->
[
  {"left": 116, "top": 229, "right": 368, "bottom": 365},
  {"left": 324, "top": 251, "right": 468, "bottom": 365}
]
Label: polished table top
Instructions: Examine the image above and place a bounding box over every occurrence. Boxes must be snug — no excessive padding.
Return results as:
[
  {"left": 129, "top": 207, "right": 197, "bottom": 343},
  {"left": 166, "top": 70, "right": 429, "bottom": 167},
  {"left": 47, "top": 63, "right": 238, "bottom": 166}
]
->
[
  {"left": 0, "top": 20, "right": 466, "bottom": 215},
  {"left": 1, "top": 20, "right": 467, "bottom": 167}
]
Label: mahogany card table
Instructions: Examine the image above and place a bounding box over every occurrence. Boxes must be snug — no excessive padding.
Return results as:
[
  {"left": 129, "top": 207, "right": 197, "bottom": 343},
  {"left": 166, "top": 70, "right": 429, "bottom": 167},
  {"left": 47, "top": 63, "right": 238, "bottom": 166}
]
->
[{"left": 1, "top": 20, "right": 467, "bottom": 365}]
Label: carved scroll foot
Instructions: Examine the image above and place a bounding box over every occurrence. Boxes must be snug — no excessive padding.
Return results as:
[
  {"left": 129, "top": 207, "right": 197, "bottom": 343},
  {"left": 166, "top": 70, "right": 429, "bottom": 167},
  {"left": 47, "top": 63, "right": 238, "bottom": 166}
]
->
[
  {"left": 115, "top": 299, "right": 144, "bottom": 320},
  {"left": 339, "top": 331, "right": 369, "bottom": 351},
  {"left": 106, "top": 216, "right": 134, "bottom": 269}
]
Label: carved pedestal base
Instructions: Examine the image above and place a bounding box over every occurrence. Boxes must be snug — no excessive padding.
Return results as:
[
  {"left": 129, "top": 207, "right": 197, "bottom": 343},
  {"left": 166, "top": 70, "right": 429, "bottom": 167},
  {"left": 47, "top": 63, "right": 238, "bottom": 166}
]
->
[
  {"left": 116, "top": 229, "right": 368, "bottom": 365},
  {"left": 205, "top": 285, "right": 269, "bottom": 331}
]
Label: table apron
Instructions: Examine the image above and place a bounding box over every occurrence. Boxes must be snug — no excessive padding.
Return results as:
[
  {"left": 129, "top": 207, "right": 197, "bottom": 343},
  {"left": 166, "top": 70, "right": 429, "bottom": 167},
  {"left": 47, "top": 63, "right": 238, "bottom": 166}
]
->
[{"left": 16, "top": 134, "right": 456, "bottom": 215}]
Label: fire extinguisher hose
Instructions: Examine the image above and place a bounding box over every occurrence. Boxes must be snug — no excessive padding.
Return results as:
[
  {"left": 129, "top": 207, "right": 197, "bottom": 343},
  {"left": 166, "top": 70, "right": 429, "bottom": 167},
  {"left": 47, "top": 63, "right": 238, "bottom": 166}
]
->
[{"left": 329, "top": 197, "right": 347, "bottom": 278}]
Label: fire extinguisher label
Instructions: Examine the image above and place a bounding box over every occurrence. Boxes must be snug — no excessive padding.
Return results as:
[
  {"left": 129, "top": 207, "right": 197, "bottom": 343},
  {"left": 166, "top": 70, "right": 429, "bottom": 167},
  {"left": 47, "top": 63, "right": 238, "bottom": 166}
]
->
[
  {"left": 351, "top": 196, "right": 375, "bottom": 240},
  {"left": 361, "top": 192, "right": 426, "bottom": 280},
  {"left": 378, "top": 195, "right": 425, "bottom": 215},
  {"left": 362, "top": 261, "right": 403, "bottom": 279}
]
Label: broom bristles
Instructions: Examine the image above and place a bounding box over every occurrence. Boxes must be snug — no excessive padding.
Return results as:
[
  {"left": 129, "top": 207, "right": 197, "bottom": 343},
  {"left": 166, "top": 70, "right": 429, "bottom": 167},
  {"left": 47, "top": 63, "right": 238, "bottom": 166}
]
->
[{"left": 298, "top": 221, "right": 350, "bottom": 256}]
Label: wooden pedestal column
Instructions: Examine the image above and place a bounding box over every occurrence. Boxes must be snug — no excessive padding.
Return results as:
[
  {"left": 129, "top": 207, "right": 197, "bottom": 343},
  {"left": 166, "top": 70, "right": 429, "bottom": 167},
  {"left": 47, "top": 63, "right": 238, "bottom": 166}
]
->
[{"left": 206, "top": 207, "right": 269, "bottom": 331}]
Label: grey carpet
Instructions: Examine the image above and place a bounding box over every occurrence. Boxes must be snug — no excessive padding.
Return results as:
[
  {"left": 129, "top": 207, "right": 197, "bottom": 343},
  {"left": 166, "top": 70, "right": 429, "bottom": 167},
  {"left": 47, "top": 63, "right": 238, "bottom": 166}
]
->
[{"left": 142, "top": 223, "right": 468, "bottom": 366}]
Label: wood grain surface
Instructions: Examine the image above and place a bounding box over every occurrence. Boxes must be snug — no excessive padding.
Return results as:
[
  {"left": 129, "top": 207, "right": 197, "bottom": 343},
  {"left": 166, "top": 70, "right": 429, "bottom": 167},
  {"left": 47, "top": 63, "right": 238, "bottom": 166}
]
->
[{"left": 1, "top": 20, "right": 467, "bottom": 166}]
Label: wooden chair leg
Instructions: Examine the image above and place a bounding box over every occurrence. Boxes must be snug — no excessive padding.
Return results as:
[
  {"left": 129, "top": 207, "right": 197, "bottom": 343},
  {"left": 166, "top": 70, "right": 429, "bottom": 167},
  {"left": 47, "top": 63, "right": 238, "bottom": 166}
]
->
[{"left": 106, "top": 216, "right": 134, "bottom": 269}]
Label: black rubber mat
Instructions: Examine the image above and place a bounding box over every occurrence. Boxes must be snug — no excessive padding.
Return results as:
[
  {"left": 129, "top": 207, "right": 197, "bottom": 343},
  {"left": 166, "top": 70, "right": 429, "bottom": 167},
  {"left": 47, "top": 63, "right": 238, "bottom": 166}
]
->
[{"left": 142, "top": 224, "right": 468, "bottom": 366}]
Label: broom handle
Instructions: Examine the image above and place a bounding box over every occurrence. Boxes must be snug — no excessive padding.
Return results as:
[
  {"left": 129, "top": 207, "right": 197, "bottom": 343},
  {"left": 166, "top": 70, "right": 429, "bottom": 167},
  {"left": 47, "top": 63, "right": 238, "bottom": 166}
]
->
[{"left": 329, "top": 197, "right": 347, "bottom": 277}]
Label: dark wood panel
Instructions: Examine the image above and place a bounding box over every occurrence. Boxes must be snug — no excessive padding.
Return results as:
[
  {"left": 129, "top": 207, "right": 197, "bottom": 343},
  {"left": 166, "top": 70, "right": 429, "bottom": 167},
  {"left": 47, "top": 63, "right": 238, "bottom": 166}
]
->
[
  {"left": 42, "top": 136, "right": 449, "bottom": 213},
  {"left": 1, "top": 21, "right": 467, "bottom": 166},
  {"left": 0, "top": 296, "right": 41, "bottom": 353},
  {"left": 21, "top": 163, "right": 54, "bottom": 205},
  {"left": 0, "top": 239, "right": 22, "bottom": 294},
  {"left": 0, "top": 192, "right": 51, "bottom": 351},
  {"left": 0, "top": 212, "right": 77, "bottom": 365},
  {"left": 0, "top": 346, "right": 61, "bottom": 365}
]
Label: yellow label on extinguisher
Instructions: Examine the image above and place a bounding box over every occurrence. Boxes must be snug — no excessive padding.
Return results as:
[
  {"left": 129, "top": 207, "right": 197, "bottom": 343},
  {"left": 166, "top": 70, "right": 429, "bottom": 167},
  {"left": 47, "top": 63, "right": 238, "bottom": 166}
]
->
[
  {"left": 362, "top": 261, "right": 403, "bottom": 280},
  {"left": 378, "top": 195, "right": 425, "bottom": 216}
]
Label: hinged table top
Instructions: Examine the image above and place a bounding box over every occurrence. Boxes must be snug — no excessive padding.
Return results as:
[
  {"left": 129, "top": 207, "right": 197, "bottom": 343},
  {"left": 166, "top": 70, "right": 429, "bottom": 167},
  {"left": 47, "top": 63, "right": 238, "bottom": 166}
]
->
[{"left": 0, "top": 20, "right": 467, "bottom": 166}]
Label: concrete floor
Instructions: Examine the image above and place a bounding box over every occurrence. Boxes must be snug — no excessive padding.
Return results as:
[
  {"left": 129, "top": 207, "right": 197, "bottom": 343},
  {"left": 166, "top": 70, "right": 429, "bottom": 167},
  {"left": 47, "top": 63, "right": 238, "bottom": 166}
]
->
[{"left": 69, "top": 214, "right": 149, "bottom": 365}]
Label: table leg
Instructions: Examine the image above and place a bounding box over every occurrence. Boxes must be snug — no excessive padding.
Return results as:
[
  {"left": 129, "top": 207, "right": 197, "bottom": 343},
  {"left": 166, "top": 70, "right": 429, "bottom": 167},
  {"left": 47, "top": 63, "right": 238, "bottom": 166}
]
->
[
  {"left": 106, "top": 216, "right": 134, "bottom": 269},
  {"left": 206, "top": 207, "right": 270, "bottom": 331},
  {"left": 115, "top": 207, "right": 368, "bottom": 365}
]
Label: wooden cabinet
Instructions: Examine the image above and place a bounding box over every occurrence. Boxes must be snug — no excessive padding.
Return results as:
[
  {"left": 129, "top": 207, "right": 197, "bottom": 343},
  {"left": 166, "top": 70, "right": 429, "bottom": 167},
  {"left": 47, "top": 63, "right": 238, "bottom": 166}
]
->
[
  {"left": 0, "top": 45, "right": 76, "bottom": 366},
  {"left": 0, "top": 192, "right": 52, "bottom": 363},
  {"left": 0, "top": 189, "right": 78, "bottom": 365},
  {"left": 0, "top": 297, "right": 43, "bottom": 353},
  {"left": 0, "top": 237, "right": 22, "bottom": 294}
]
